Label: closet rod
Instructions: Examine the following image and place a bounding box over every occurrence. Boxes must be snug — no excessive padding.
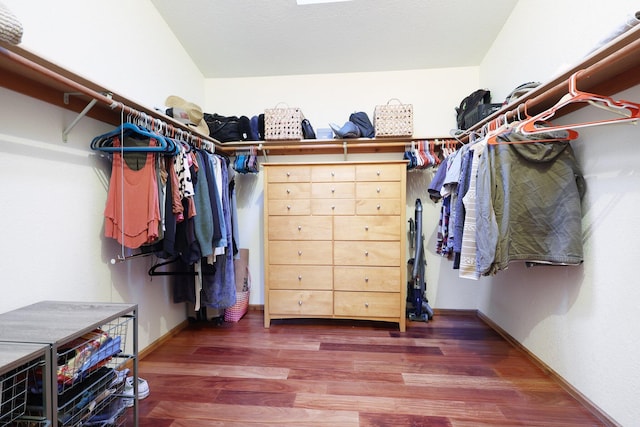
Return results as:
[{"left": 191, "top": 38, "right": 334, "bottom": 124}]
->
[
  {"left": 468, "top": 26, "right": 640, "bottom": 136},
  {"left": 0, "top": 45, "right": 222, "bottom": 148},
  {"left": 217, "top": 137, "right": 455, "bottom": 153}
]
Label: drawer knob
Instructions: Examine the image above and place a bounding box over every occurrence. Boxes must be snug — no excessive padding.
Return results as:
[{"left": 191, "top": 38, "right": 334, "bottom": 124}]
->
[
  {"left": 365, "top": 225, "right": 369, "bottom": 231},
  {"left": 298, "top": 225, "right": 302, "bottom": 231},
  {"left": 287, "top": 172, "right": 291, "bottom": 177},
  {"left": 376, "top": 187, "right": 381, "bottom": 193},
  {"left": 377, "top": 204, "right": 381, "bottom": 210},
  {"left": 331, "top": 171, "right": 335, "bottom": 176},
  {"left": 287, "top": 205, "right": 291, "bottom": 210},
  {"left": 298, "top": 300, "right": 303, "bottom": 306},
  {"left": 331, "top": 205, "right": 335, "bottom": 210},
  {"left": 298, "top": 250, "right": 303, "bottom": 256},
  {"left": 365, "top": 302, "right": 369, "bottom": 308},
  {"left": 286, "top": 189, "right": 291, "bottom": 194},
  {"left": 331, "top": 188, "right": 335, "bottom": 193},
  {"left": 365, "top": 250, "right": 369, "bottom": 256},
  {"left": 376, "top": 170, "right": 381, "bottom": 176},
  {"left": 298, "top": 275, "right": 302, "bottom": 281},
  {"left": 365, "top": 277, "right": 369, "bottom": 282}
]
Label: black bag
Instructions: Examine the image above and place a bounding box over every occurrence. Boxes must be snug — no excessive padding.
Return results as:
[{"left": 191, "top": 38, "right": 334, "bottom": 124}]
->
[
  {"left": 301, "top": 118, "right": 316, "bottom": 139},
  {"left": 455, "top": 89, "right": 491, "bottom": 130},
  {"left": 349, "top": 112, "right": 375, "bottom": 138},
  {"left": 238, "top": 116, "right": 255, "bottom": 141},
  {"left": 204, "top": 113, "right": 242, "bottom": 142},
  {"left": 258, "top": 114, "right": 265, "bottom": 140}
]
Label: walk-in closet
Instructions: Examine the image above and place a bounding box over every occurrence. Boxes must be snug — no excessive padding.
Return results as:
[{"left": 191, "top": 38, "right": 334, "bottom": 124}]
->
[{"left": 1, "top": 1, "right": 639, "bottom": 425}]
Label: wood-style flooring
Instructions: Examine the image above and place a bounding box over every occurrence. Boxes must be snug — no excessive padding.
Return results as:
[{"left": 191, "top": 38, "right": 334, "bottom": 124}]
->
[{"left": 127, "top": 310, "right": 608, "bottom": 426}]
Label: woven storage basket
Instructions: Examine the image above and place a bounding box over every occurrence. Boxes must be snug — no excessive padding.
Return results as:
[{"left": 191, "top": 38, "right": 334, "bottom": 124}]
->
[
  {"left": 225, "top": 253, "right": 250, "bottom": 322},
  {"left": 224, "top": 289, "right": 249, "bottom": 322},
  {"left": 374, "top": 98, "right": 413, "bottom": 137},
  {"left": 0, "top": 2, "right": 23, "bottom": 45},
  {"left": 264, "top": 103, "right": 303, "bottom": 140}
]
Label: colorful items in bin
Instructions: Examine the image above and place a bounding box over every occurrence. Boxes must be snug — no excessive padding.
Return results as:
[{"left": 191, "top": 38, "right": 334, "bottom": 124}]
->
[
  {"left": 54, "top": 366, "right": 118, "bottom": 425},
  {"left": 57, "top": 329, "right": 122, "bottom": 387},
  {"left": 30, "top": 329, "right": 122, "bottom": 393},
  {"left": 84, "top": 397, "right": 126, "bottom": 425}
]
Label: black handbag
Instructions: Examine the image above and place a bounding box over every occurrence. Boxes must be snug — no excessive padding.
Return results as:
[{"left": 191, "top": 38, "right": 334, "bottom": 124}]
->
[
  {"left": 204, "top": 113, "right": 242, "bottom": 142},
  {"left": 301, "top": 118, "right": 316, "bottom": 139}
]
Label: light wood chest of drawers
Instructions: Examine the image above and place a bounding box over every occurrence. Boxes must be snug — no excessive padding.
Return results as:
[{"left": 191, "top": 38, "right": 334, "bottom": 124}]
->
[{"left": 263, "top": 161, "right": 407, "bottom": 331}]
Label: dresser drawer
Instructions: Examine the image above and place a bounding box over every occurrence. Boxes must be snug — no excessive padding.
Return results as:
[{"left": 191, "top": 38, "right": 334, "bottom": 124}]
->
[
  {"left": 356, "top": 164, "right": 403, "bottom": 181},
  {"left": 334, "top": 266, "right": 401, "bottom": 292},
  {"left": 311, "top": 164, "right": 355, "bottom": 182},
  {"left": 268, "top": 183, "right": 311, "bottom": 199},
  {"left": 334, "top": 241, "right": 401, "bottom": 266},
  {"left": 269, "top": 241, "right": 333, "bottom": 265},
  {"left": 269, "top": 290, "right": 333, "bottom": 315},
  {"left": 268, "top": 216, "right": 332, "bottom": 240},
  {"left": 311, "top": 199, "right": 355, "bottom": 215},
  {"left": 311, "top": 182, "right": 355, "bottom": 199},
  {"left": 268, "top": 199, "right": 311, "bottom": 215},
  {"left": 356, "top": 199, "right": 402, "bottom": 215},
  {"left": 356, "top": 182, "right": 401, "bottom": 199},
  {"left": 267, "top": 166, "right": 311, "bottom": 183},
  {"left": 334, "top": 216, "right": 400, "bottom": 240},
  {"left": 269, "top": 265, "right": 333, "bottom": 290},
  {"left": 334, "top": 291, "right": 400, "bottom": 317}
]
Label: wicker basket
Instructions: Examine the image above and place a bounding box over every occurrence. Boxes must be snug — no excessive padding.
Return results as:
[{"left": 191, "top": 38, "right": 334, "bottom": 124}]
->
[
  {"left": 374, "top": 98, "right": 413, "bottom": 137},
  {"left": 225, "top": 252, "right": 250, "bottom": 323},
  {"left": 224, "top": 290, "right": 249, "bottom": 322},
  {"left": 264, "top": 103, "right": 303, "bottom": 140},
  {"left": 0, "top": 2, "right": 23, "bottom": 45}
]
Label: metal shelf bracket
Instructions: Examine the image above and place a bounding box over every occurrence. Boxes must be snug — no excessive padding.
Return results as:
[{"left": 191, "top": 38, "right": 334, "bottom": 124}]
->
[{"left": 62, "top": 92, "right": 112, "bottom": 142}]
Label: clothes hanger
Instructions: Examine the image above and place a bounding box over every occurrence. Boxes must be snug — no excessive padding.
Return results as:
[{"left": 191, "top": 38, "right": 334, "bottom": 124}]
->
[
  {"left": 90, "top": 122, "right": 172, "bottom": 153},
  {"left": 148, "top": 257, "right": 216, "bottom": 276},
  {"left": 487, "top": 104, "right": 580, "bottom": 145},
  {"left": 518, "top": 70, "right": 640, "bottom": 135}
]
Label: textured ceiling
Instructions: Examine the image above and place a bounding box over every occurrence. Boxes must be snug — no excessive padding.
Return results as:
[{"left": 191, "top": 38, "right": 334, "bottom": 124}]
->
[{"left": 150, "top": 0, "right": 519, "bottom": 78}]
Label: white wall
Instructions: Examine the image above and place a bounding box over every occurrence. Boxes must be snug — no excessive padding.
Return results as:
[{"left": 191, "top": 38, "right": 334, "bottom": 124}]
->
[
  {"left": 0, "top": 0, "right": 206, "bottom": 351},
  {"left": 4, "top": 0, "right": 206, "bottom": 108},
  {"left": 477, "top": 1, "right": 640, "bottom": 425},
  {"left": 205, "top": 67, "right": 483, "bottom": 309}
]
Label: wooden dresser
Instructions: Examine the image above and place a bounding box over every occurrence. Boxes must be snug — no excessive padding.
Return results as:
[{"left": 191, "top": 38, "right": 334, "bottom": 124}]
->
[{"left": 263, "top": 160, "right": 407, "bottom": 331}]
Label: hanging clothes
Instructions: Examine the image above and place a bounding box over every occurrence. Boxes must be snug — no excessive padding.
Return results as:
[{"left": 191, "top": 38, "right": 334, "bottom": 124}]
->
[
  {"left": 104, "top": 136, "right": 161, "bottom": 249},
  {"left": 95, "top": 118, "right": 241, "bottom": 311},
  {"left": 192, "top": 150, "right": 215, "bottom": 258},
  {"left": 169, "top": 154, "right": 238, "bottom": 311},
  {"left": 201, "top": 150, "right": 224, "bottom": 253},
  {"left": 475, "top": 130, "right": 586, "bottom": 275},
  {"left": 458, "top": 138, "right": 487, "bottom": 280},
  {"left": 451, "top": 145, "right": 474, "bottom": 269},
  {"left": 201, "top": 157, "right": 236, "bottom": 310}
]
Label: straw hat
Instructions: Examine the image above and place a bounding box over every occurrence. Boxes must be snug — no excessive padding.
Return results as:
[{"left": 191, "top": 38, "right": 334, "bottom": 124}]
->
[{"left": 165, "top": 95, "right": 209, "bottom": 136}]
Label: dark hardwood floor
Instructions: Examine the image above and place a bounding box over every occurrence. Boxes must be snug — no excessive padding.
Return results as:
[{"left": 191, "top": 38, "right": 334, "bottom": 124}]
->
[{"left": 127, "top": 310, "right": 607, "bottom": 426}]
